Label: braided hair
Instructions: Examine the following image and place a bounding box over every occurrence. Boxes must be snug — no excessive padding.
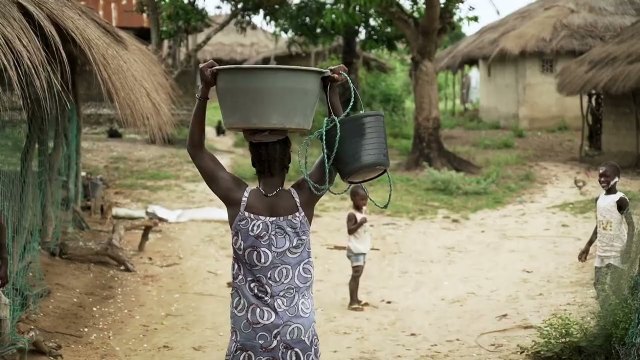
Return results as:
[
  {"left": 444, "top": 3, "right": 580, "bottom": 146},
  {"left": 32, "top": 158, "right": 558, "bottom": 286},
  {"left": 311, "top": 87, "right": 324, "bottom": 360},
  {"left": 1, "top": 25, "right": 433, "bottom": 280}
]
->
[{"left": 248, "top": 137, "right": 292, "bottom": 177}]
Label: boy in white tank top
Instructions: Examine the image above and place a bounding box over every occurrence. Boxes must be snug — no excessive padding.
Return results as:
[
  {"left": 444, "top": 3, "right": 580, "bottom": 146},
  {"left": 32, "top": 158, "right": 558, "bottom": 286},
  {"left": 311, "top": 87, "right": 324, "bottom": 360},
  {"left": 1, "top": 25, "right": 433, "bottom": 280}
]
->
[
  {"left": 346, "top": 186, "right": 371, "bottom": 311},
  {"left": 578, "top": 162, "right": 635, "bottom": 308}
]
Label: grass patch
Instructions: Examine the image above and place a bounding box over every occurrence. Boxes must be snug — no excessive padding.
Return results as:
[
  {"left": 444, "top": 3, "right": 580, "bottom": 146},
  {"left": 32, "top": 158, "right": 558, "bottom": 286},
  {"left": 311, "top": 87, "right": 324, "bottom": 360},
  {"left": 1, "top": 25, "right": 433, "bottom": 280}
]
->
[
  {"left": 362, "top": 160, "right": 535, "bottom": 217},
  {"left": 553, "top": 198, "right": 594, "bottom": 215},
  {"left": 554, "top": 191, "right": 640, "bottom": 216},
  {"left": 548, "top": 120, "right": 570, "bottom": 133},
  {"left": 474, "top": 135, "right": 516, "bottom": 150},
  {"left": 441, "top": 112, "right": 501, "bottom": 131},
  {"left": 387, "top": 137, "right": 412, "bottom": 156},
  {"left": 230, "top": 136, "right": 536, "bottom": 218},
  {"left": 512, "top": 126, "right": 526, "bottom": 138},
  {"left": 206, "top": 102, "right": 223, "bottom": 128}
]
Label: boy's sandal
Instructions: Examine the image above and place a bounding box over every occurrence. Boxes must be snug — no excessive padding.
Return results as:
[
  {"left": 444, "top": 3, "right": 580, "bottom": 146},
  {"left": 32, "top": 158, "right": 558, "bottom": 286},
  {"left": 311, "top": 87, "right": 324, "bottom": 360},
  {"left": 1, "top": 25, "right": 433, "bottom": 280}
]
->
[
  {"left": 358, "top": 301, "right": 370, "bottom": 307},
  {"left": 348, "top": 304, "right": 364, "bottom": 312}
]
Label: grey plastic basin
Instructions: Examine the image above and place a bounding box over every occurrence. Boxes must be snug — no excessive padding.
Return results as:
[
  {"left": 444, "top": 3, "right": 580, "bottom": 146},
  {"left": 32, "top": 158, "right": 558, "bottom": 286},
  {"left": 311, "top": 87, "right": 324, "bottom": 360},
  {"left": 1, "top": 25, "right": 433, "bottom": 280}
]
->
[{"left": 215, "top": 65, "right": 327, "bottom": 131}]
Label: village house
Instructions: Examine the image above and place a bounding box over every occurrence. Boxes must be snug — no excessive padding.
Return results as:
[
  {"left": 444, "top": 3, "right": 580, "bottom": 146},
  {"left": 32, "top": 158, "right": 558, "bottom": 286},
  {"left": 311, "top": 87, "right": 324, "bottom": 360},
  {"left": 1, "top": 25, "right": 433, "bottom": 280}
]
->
[
  {"left": 437, "top": 0, "right": 639, "bottom": 130},
  {"left": 80, "top": 0, "right": 149, "bottom": 41},
  {"left": 557, "top": 20, "right": 640, "bottom": 167}
]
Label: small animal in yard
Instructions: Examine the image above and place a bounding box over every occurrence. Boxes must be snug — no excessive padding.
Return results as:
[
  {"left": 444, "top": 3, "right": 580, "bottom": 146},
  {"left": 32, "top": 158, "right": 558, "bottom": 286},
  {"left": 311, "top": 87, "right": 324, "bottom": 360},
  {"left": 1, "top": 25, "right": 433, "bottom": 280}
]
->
[
  {"left": 215, "top": 120, "right": 226, "bottom": 137},
  {"left": 574, "top": 176, "right": 587, "bottom": 191},
  {"left": 107, "top": 126, "right": 123, "bottom": 139},
  {"left": 81, "top": 173, "right": 107, "bottom": 217}
]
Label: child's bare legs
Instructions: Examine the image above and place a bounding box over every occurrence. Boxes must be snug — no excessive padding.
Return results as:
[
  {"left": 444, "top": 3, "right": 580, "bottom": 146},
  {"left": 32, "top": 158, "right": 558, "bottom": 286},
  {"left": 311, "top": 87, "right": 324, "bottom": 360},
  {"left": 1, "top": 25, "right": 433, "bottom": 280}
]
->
[
  {"left": 347, "top": 252, "right": 368, "bottom": 310},
  {"left": 349, "top": 265, "right": 364, "bottom": 307}
]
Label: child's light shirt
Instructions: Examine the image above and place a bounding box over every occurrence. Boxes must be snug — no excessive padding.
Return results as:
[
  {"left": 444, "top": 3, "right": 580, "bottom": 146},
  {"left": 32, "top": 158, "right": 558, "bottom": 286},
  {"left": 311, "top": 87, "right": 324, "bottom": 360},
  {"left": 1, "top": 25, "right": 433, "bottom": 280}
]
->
[
  {"left": 595, "top": 191, "right": 628, "bottom": 267},
  {"left": 347, "top": 208, "right": 371, "bottom": 254}
]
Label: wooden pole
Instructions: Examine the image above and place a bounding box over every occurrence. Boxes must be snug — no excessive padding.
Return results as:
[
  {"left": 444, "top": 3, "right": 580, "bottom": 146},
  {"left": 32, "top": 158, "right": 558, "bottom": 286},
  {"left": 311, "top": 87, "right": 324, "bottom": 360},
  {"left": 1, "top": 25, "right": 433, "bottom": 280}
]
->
[
  {"left": 443, "top": 72, "right": 449, "bottom": 114},
  {"left": 579, "top": 93, "right": 585, "bottom": 161},
  {"left": 632, "top": 92, "right": 640, "bottom": 168},
  {"left": 452, "top": 71, "right": 457, "bottom": 116}
]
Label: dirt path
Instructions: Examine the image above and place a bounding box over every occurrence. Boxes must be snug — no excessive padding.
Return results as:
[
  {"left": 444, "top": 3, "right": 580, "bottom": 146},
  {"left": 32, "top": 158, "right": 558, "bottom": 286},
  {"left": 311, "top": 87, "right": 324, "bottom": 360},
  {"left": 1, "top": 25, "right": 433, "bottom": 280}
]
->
[
  {"left": 34, "top": 135, "right": 610, "bottom": 360},
  {"left": 109, "top": 155, "right": 599, "bottom": 360}
]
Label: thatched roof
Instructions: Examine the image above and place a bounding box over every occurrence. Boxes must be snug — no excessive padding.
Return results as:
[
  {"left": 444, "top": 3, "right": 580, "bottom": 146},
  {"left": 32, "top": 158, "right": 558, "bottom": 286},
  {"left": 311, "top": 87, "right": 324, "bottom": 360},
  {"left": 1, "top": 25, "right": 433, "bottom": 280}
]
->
[
  {"left": 437, "top": 0, "right": 640, "bottom": 72},
  {"left": 0, "top": 0, "right": 175, "bottom": 141},
  {"left": 557, "top": 20, "right": 640, "bottom": 95},
  {"left": 197, "top": 15, "right": 287, "bottom": 63}
]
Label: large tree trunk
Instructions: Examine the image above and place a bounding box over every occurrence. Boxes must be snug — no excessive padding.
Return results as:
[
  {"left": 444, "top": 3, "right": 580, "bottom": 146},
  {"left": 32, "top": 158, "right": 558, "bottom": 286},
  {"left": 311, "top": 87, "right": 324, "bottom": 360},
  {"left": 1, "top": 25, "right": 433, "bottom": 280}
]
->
[
  {"left": 145, "top": 0, "right": 162, "bottom": 54},
  {"left": 392, "top": 0, "right": 478, "bottom": 172},
  {"left": 406, "top": 58, "right": 478, "bottom": 173},
  {"left": 340, "top": 26, "right": 361, "bottom": 113}
]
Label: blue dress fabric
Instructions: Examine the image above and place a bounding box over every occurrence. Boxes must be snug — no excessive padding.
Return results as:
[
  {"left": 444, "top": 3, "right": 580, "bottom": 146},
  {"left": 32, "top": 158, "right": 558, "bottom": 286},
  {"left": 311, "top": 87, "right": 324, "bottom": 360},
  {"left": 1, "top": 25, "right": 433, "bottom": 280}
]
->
[{"left": 226, "top": 187, "right": 320, "bottom": 360}]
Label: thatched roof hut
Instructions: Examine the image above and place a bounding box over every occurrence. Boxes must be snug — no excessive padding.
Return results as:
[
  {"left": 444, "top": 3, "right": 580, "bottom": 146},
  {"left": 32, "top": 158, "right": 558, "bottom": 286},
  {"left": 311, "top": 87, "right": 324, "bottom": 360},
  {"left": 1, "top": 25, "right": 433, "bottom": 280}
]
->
[
  {"left": 0, "top": 2, "right": 177, "bottom": 348},
  {"left": 0, "top": 0, "right": 176, "bottom": 141},
  {"left": 556, "top": 20, "right": 640, "bottom": 167},
  {"left": 434, "top": 0, "right": 640, "bottom": 130},
  {"left": 556, "top": 20, "right": 640, "bottom": 96},
  {"left": 437, "top": 0, "right": 640, "bottom": 72},
  {"left": 196, "top": 15, "right": 286, "bottom": 64}
]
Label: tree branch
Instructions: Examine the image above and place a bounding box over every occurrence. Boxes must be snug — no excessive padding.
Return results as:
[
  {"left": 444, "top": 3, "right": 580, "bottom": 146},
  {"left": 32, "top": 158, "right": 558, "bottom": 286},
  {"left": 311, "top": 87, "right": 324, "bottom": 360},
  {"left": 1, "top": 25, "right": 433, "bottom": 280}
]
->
[
  {"left": 384, "top": 1, "right": 418, "bottom": 51},
  {"left": 174, "top": 11, "right": 238, "bottom": 75},
  {"left": 418, "top": 0, "right": 441, "bottom": 59}
]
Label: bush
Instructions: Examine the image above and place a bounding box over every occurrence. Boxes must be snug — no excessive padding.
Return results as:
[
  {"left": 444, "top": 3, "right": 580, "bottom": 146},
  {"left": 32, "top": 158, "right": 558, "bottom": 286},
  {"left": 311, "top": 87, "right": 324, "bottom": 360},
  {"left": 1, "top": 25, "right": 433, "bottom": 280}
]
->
[
  {"left": 359, "top": 55, "right": 413, "bottom": 142},
  {"left": 524, "top": 274, "right": 640, "bottom": 360},
  {"left": 524, "top": 314, "right": 591, "bottom": 360}
]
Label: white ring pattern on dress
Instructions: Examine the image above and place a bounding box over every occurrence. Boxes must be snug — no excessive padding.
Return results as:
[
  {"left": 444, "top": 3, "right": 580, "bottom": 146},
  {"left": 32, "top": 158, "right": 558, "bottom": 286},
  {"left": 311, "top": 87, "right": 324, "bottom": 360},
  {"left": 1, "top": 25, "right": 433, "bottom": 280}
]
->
[{"left": 225, "top": 188, "right": 320, "bottom": 360}]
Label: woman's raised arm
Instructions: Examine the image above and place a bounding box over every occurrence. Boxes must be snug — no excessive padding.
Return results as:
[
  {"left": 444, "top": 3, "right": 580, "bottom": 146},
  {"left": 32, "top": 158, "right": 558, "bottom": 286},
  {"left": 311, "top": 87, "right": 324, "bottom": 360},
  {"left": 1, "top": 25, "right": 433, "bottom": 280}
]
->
[{"left": 187, "top": 60, "right": 246, "bottom": 208}]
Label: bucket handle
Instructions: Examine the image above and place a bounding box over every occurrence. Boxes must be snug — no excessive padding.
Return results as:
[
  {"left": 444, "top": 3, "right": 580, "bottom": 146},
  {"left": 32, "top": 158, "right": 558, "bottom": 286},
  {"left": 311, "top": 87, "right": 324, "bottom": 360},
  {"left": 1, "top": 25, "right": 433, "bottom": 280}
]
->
[
  {"left": 300, "top": 72, "right": 357, "bottom": 196},
  {"left": 362, "top": 172, "right": 393, "bottom": 210},
  {"left": 326, "top": 78, "right": 365, "bottom": 119},
  {"left": 327, "top": 171, "right": 392, "bottom": 209}
]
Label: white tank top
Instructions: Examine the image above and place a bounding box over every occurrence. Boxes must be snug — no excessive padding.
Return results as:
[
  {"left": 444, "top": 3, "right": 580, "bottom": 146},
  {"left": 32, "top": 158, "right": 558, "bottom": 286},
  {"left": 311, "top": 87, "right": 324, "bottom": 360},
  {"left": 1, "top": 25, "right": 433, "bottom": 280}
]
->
[
  {"left": 596, "top": 191, "right": 628, "bottom": 262},
  {"left": 348, "top": 209, "right": 371, "bottom": 254}
]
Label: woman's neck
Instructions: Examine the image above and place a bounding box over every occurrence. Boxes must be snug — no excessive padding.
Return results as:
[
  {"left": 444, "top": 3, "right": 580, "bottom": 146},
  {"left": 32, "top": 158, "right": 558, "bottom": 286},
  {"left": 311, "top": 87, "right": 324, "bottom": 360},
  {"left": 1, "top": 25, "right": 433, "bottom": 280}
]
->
[{"left": 258, "top": 175, "right": 286, "bottom": 192}]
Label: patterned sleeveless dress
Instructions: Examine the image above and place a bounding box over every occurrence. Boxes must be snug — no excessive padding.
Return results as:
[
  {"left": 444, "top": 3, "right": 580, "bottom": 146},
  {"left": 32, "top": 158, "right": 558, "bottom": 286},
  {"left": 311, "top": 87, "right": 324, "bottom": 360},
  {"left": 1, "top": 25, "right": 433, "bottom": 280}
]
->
[{"left": 225, "top": 187, "right": 320, "bottom": 360}]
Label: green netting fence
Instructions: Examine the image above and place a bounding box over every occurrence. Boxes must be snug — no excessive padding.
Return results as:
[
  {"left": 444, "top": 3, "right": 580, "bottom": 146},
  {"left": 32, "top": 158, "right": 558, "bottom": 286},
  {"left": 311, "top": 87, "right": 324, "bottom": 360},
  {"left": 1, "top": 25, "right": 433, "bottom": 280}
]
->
[{"left": 0, "top": 102, "right": 80, "bottom": 355}]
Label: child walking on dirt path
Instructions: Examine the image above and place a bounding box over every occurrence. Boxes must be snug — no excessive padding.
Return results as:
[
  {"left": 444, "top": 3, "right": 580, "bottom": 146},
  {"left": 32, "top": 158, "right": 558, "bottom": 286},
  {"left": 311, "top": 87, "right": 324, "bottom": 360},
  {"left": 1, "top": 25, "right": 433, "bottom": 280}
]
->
[
  {"left": 346, "top": 186, "right": 371, "bottom": 312},
  {"left": 188, "top": 60, "right": 348, "bottom": 360},
  {"left": 578, "top": 162, "right": 636, "bottom": 308}
]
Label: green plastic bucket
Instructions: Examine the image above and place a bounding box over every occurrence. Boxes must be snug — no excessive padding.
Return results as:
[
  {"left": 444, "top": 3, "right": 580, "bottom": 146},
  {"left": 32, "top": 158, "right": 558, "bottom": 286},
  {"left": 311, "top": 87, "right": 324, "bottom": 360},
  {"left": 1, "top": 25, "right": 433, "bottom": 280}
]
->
[
  {"left": 325, "top": 111, "right": 390, "bottom": 184},
  {"left": 215, "top": 65, "right": 327, "bottom": 131}
]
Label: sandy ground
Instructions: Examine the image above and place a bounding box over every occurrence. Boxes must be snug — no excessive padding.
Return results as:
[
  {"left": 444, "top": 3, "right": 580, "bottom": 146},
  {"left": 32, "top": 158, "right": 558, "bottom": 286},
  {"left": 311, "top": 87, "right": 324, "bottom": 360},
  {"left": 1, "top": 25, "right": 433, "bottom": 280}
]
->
[{"left": 27, "top": 131, "right": 620, "bottom": 360}]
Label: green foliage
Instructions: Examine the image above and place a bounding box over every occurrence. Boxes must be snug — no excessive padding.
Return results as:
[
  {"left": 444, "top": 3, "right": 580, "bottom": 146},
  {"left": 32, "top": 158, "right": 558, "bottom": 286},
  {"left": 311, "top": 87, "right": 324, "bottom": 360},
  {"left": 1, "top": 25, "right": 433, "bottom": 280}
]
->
[
  {"left": 439, "top": 20, "right": 466, "bottom": 49},
  {"left": 548, "top": 120, "right": 570, "bottom": 133},
  {"left": 226, "top": 0, "right": 401, "bottom": 51},
  {"left": 512, "top": 126, "right": 526, "bottom": 138},
  {"left": 524, "top": 314, "right": 591, "bottom": 359},
  {"left": 359, "top": 54, "right": 413, "bottom": 139},
  {"left": 138, "top": 0, "right": 209, "bottom": 40},
  {"left": 524, "top": 287, "right": 640, "bottom": 360},
  {"left": 441, "top": 112, "right": 501, "bottom": 131},
  {"left": 474, "top": 135, "right": 516, "bottom": 150},
  {"left": 423, "top": 167, "right": 499, "bottom": 196}
]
